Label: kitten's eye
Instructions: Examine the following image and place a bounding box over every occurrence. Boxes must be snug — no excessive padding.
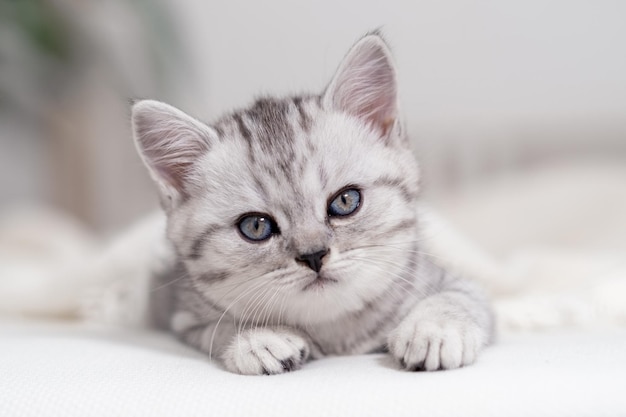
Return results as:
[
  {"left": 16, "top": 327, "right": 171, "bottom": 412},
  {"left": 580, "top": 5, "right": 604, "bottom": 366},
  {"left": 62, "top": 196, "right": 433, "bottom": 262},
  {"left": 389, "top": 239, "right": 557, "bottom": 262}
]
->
[
  {"left": 328, "top": 188, "right": 361, "bottom": 217},
  {"left": 237, "top": 214, "right": 277, "bottom": 242}
]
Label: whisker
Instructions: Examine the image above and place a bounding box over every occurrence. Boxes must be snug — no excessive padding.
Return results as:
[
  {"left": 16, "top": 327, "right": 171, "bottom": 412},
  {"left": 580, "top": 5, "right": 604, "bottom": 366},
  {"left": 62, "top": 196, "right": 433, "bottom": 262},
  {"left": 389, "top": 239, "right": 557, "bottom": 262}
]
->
[
  {"left": 236, "top": 285, "right": 274, "bottom": 354},
  {"left": 344, "top": 243, "right": 454, "bottom": 264},
  {"left": 347, "top": 254, "right": 440, "bottom": 298},
  {"left": 149, "top": 272, "right": 188, "bottom": 292},
  {"left": 251, "top": 285, "right": 279, "bottom": 330},
  {"left": 261, "top": 288, "right": 284, "bottom": 329},
  {"left": 238, "top": 284, "right": 272, "bottom": 334},
  {"left": 208, "top": 279, "right": 268, "bottom": 360}
]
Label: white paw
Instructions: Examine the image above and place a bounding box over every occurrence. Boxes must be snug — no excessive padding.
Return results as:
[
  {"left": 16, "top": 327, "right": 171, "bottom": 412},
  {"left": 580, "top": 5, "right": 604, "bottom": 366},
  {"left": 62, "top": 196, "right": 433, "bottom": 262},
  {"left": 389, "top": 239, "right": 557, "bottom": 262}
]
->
[
  {"left": 388, "top": 313, "right": 486, "bottom": 371},
  {"left": 222, "top": 328, "right": 310, "bottom": 375}
]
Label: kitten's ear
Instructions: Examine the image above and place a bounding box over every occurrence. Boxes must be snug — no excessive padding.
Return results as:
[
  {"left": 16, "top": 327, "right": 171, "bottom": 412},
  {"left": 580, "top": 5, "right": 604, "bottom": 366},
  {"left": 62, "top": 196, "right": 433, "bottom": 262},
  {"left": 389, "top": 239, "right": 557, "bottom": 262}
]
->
[
  {"left": 131, "top": 100, "right": 216, "bottom": 201},
  {"left": 323, "top": 34, "right": 398, "bottom": 136}
]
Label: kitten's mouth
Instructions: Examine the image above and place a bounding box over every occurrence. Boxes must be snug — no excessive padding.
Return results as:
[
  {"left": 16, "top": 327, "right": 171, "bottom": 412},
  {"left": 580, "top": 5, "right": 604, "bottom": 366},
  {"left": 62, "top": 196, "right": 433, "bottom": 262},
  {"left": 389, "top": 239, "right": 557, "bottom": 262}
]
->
[{"left": 303, "top": 273, "right": 338, "bottom": 291}]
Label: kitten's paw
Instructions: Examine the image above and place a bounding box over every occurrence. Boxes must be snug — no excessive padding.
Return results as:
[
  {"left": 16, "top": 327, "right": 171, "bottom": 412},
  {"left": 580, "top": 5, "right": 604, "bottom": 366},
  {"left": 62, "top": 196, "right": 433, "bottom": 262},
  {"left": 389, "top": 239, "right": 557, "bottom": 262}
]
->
[
  {"left": 388, "top": 314, "right": 486, "bottom": 371},
  {"left": 222, "top": 327, "right": 310, "bottom": 375}
]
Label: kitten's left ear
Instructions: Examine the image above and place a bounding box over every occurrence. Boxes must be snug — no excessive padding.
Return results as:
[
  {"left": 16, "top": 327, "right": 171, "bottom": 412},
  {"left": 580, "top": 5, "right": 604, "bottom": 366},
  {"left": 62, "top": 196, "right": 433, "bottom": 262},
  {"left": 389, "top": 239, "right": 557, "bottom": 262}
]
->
[
  {"left": 131, "top": 100, "right": 217, "bottom": 204},
  {"left": 323, "top": 33, "right": 398, "bottom": 137}
]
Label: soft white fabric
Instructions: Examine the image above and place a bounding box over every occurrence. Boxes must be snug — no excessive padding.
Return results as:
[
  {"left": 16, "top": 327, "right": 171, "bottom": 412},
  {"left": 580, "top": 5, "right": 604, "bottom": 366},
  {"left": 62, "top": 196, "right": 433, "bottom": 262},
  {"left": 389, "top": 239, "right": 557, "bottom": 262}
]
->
[
  {"left": 424, "top": 161, "right": 626, "bottom": 331},
  {"left": 1, "top": 319, "right": 625, "bottom": 417},
  {"left": 0, "top": 207, "right": 97, "bottom": 316}
]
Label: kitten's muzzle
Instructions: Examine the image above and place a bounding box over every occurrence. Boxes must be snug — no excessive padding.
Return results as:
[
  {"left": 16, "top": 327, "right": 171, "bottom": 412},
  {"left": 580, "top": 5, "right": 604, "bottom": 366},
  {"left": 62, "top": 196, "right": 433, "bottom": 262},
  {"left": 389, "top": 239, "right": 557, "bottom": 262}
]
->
[{"left": 295, "top": 249, "right": 329, "bottom": 272}]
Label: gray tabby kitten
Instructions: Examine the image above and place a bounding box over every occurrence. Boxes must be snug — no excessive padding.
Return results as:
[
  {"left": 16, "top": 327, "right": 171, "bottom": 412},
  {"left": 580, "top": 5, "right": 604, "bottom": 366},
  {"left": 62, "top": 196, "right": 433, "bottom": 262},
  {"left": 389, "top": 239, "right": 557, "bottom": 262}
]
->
[{"left": 131, "top": 33, "right": 494, "bottom": 375}]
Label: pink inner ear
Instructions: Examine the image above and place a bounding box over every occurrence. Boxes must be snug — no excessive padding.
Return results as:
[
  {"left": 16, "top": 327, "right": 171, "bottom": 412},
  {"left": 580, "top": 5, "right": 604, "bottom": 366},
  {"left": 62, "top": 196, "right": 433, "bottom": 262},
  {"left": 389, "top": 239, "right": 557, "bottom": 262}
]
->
[
  {"left": 139, "top": 123, "right": 209, "bottom": 193},
  {"left": 327, "top": 37, "right": 398, "bottom": 136},
  {"left": 133, "top": 102, "right": 212, "bottom": 196},
  {"left": 151, "top": 157, "right": 195, "bottom": 192}
]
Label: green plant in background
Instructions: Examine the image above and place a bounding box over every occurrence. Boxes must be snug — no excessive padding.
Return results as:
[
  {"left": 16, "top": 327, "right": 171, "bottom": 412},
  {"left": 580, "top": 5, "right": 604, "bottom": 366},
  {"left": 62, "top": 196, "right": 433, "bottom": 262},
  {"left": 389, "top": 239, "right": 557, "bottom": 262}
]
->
[
  {"left": 1, "top": 0, "right": 73, "bottom": 62},
  {"left": 0, "top": 0, "right": 188, "bottom": 117}
]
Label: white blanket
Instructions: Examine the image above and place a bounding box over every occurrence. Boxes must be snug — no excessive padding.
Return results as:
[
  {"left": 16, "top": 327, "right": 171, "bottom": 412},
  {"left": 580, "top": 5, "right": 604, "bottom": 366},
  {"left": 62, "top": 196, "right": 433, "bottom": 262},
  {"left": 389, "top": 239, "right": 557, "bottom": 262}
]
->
[{"left": 1, "top": 319, "right": 625, "bottom": 417}]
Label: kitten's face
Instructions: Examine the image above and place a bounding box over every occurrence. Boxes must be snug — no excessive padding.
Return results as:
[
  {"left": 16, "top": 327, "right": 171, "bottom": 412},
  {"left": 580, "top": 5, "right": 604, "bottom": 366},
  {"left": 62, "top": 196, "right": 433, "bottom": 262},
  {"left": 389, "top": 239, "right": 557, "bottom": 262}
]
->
[{"left": 133, "top": 34, "right": 420, "bottom": 324}]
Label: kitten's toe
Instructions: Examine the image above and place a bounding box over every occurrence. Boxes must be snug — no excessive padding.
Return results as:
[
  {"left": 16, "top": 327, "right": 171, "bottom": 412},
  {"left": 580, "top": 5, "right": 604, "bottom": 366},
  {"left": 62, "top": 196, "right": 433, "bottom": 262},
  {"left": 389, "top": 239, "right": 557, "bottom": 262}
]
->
[
  {"left": 440, "top": 330, "right": 468, "bottom": 369},
  {"left": 388, "top": 318, "right": 485, "bottom": 371},
  {"left": 222, "top": 328, "right": 310, "bottom": 375}
]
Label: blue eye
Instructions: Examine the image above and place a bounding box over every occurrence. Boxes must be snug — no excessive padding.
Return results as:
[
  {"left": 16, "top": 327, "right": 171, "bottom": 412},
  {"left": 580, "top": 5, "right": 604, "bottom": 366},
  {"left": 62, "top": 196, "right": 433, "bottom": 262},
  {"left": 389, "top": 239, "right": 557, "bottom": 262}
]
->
[
  {"left": 328, "top": 188, "right": 361, "bottom": 217},
  {"left": 238, "top": 214, "right": 277, "bottom": 242}
]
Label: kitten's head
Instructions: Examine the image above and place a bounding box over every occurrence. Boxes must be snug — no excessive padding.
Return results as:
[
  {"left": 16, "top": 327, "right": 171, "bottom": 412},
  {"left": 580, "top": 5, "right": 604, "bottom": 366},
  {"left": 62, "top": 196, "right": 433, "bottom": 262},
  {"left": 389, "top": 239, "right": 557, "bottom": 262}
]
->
[{"left": 132, "top": 34, "right": 420, "bottom": 324}]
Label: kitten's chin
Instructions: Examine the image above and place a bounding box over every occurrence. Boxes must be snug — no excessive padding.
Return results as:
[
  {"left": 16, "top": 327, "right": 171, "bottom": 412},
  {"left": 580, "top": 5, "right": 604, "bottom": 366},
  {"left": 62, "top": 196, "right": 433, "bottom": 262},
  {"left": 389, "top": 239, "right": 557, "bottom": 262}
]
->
[{"left": 281, "top": 270, "right": 382, "bottom": 324}]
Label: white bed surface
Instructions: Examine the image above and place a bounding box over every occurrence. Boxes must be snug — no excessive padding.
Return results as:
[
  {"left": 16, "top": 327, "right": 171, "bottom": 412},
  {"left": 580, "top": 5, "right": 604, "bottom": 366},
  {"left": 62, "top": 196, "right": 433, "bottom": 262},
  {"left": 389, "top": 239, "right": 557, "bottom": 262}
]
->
[{"left": 1, "top": 319, "right": 625, "bottom": 417}]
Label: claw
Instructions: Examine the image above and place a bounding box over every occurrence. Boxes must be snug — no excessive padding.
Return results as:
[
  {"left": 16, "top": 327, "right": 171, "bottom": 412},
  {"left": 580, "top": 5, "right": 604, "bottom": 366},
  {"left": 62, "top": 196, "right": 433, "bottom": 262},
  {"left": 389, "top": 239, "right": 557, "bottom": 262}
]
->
[
  {"left": 410, "top": 361, "right": 425, "bottom": 372},
  {"left": 280, "top": 358, "right": 295, "bottom": 371}
]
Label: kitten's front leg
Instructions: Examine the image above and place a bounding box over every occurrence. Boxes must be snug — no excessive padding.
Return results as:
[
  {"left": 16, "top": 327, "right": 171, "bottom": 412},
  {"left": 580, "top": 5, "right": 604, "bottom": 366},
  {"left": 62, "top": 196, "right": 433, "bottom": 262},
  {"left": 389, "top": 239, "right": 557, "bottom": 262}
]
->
[
  {"left": 172, "top": 310, "right": 310, "bottom": 375},
  {"left": 388, "top": 266, "right": 494, "bottom": 371}
]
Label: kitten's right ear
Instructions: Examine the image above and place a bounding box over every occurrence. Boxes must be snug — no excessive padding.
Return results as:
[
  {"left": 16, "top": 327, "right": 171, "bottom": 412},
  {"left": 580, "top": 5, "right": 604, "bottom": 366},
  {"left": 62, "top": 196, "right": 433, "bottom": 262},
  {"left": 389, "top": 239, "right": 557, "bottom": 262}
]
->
[
  {"left": 323, "top": 33, "right": 398, "bottom": 138},
  {"left": 131, "top": 100, "right": 217, "bottom": 202}
]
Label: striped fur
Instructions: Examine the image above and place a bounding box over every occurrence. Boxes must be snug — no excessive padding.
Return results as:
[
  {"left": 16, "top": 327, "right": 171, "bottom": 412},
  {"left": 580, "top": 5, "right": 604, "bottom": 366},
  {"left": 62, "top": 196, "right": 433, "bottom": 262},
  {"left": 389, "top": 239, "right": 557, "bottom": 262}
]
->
[{"left": 132, "top": 33, "right": 494, "bottom": 375}]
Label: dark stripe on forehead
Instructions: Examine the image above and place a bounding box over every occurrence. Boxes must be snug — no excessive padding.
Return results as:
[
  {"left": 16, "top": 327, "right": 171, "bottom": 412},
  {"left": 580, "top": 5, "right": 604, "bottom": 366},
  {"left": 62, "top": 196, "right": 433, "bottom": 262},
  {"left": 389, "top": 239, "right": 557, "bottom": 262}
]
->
[
  {"left": 292, "top": 96, "right": 310, "bottom": 132},
  {"left": 245, "top": 97, "right": 293, "bottom": 149},
  {"left": 233, "top": 113, "right": 252, "bottom": 141},
  {"left": 232, "top": 113, "right": 256, "bottom": 163},
  {"left": 277, "top": 159, "right": 292, "bottom": 177},
  {"left": 245, "top": 98, "right": 298, "bottom": 179},
  {"left": 212, "top": 123, "right": 224, "bottom": 138}
]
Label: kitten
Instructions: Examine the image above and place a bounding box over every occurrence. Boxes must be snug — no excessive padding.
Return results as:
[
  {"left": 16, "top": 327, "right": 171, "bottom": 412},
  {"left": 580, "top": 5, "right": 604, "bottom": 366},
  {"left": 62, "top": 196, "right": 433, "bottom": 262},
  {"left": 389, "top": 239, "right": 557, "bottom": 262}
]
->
[{"left": 131, "top": 32, "right": 494, "bottom": 375}]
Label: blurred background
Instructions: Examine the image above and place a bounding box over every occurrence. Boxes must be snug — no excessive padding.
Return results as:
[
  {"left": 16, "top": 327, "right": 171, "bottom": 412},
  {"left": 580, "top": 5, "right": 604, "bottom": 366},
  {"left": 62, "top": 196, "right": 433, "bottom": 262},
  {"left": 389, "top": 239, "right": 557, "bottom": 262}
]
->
[{"left": 1, "top": 0, "right": 625, "bottom": 240}]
